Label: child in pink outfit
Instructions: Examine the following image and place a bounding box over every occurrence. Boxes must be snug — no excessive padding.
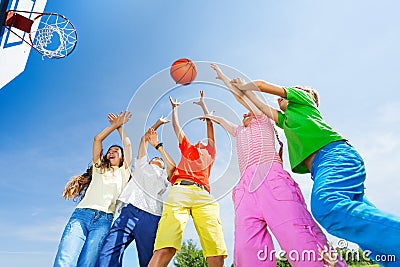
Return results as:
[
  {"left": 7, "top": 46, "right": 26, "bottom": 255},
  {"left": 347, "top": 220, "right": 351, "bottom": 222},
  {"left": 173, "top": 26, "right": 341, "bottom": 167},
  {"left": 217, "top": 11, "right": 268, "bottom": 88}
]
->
[{"left": 203, "top": 64, "right": 347, "bottom": 267}]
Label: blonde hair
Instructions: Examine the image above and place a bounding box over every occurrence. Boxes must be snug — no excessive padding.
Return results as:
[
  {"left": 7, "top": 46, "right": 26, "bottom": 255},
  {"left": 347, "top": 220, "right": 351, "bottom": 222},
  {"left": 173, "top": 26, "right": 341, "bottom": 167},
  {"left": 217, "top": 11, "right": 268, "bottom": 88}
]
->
[
  {"left": 62, "top": 166, "right": 92, "bottom": 201},
  {"left": 293, "top": 86, "right": 319, "bottom": 107}
]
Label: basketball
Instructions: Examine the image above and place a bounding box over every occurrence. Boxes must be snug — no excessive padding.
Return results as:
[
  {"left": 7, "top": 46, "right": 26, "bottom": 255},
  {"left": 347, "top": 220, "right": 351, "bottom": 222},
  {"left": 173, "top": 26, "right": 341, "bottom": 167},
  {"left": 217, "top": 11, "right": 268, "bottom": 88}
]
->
[{"left": 170, "top": 58, "right": 197, "bottom": 85}]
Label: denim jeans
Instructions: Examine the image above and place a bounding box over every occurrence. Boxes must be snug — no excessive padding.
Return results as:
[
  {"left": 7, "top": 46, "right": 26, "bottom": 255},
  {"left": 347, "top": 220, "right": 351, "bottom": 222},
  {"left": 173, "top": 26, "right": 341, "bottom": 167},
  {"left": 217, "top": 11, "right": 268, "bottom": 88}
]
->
[
  {"left": 96, "top": 204, "right": 161, "bottom": 267},
  {"left": 311, "top": 141, "right": 400, "bottom": 267},
  {"left": 53, "top": 208, "right": 113, "bottom": 267}
]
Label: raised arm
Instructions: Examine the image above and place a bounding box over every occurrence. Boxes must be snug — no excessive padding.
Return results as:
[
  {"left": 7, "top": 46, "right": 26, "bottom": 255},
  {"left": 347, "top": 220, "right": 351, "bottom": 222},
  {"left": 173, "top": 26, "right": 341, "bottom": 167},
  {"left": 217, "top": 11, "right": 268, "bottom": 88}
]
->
[
  {"left": 138, "top": 117, "right": 170, "bottom": 159},
  {"left": 170, "top": 96, "right": 185, "bottom": 144},
  {"left": 108, "top": 111, "right": 133, "bottom": 168},
  {"left": 151, "top": 116, "right": 170, "bottom": 131},
  {"left": 193, "top": 90, "right": 215, "bottom": 147},
  {"left": 148, "top": 128, "right": 176, "bottom": 180},
  {"left": 137, "top": 132, "right": 149, "bottom": 159},
  {"left": 117, "top": 126, "right": 132, "bottom": 168},
  {"left": 200, "top": 113, "right": 238, "bottom": 136},
  {"left": 193, "top": 90, "right": 210, "bottom": 115},
  {"left": 210, "top": 64, "right": 261, "bottom": 115},
  {"left": 93, "top": 111, "right": 132, "bottom": 164},
  {"left": 240, "top": 90, "right": 279, "bottom": 123},
  {"left": 232, "top": 79, "right": 287, "bottom": 98}
]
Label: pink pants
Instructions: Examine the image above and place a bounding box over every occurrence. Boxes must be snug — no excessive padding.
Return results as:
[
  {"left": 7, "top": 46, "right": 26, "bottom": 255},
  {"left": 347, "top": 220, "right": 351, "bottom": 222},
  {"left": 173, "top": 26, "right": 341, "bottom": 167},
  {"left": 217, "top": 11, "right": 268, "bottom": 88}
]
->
[{"left": 233, "top": 163, "right": 347, "bottom": 267}]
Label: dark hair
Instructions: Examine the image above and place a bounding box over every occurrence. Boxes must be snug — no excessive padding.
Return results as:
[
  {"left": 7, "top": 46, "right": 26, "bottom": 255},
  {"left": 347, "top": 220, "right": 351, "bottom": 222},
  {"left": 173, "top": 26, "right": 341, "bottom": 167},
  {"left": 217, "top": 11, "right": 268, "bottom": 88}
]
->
[
  {"left": 96, "top": 145, "right": 125, "bottom": 170},
  {"left": 150, "top": 157, "right": 165, "bottom": 169},
  {"left": 293, "top": 86, "right": 320, "bottom": 107},
  {"left": 272, "top": 125, "right": 283, "bottom": 161}
]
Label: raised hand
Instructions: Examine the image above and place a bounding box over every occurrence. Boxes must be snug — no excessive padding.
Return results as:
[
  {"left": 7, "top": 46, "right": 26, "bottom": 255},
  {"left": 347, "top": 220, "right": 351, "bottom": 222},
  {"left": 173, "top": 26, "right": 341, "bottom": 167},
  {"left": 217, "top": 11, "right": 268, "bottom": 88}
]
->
[
  {"left": 210, "top": 64, "right": 224, "bottom": 80},
  {"left": 147, "top": 128, "right": 159, "bottom": 147},
  {"left": 158, "top": 116, "right": 170, "bottom": 125},
  {"left": 143, "top": 127, "right": 151, "bottom": 141},
  {"left": 199, "top": 112, "right": 218, "bottom": 123},
  {"left": 108, "top": 113, "right": 118, "bottom": 125},
  {"left": 231, "top": 77, "right": 258, "bottom": 91},
  {"left": 192, "top": 90, "right": 205, "bottom": 107},
  {"left": 108, "top": 111, "right": 132, "bottom": 128},
  {"left": 230, "top": 77, "right": 245, "bottom": 87},
  {"left": 169, "top": 96, "right": 181, "bottom": 109}
]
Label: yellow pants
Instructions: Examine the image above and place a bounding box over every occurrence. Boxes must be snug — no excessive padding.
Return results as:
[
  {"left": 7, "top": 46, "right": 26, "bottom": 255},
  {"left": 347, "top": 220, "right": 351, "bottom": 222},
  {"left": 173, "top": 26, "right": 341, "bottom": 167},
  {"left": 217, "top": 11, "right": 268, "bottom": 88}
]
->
[{"left": 153, "top": 184, "right": 227, "bottom": 258}]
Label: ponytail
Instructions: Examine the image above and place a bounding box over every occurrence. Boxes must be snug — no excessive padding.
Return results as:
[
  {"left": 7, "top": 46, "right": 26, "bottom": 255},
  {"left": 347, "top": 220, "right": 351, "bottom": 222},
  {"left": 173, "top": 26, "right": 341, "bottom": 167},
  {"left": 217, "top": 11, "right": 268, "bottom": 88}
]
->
[
  {"left": 272, "top": 125, "right": 283, "bottom": 162},
  {"left": 293, "top": 86, "right": 319, "bottom": 107}
]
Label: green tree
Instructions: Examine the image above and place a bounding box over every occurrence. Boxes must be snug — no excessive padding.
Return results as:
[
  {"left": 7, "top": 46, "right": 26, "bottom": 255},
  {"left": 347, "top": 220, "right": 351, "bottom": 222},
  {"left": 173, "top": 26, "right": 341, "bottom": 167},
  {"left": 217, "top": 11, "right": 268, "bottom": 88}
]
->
[
  {"left": 173, "top": 239, "right": 207, "bottom": 267},
  {"left": 277, "top": 256, "right": 292, "bottom": 267}
]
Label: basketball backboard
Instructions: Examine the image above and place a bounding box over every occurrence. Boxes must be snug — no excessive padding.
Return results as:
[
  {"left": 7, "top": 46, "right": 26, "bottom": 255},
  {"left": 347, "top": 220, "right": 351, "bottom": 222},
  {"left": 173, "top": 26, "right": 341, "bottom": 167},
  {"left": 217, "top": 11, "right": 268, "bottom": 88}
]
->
[{"left": 0, "top": 0, "right": 47, "bottom": 90}]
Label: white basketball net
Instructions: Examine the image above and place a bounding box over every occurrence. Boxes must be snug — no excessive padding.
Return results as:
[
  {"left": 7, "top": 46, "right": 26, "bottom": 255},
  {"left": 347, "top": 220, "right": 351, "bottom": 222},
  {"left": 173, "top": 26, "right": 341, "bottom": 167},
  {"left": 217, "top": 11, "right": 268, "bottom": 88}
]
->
[{"left": 30, "top": 13, "right": 77, "bottom": 59}]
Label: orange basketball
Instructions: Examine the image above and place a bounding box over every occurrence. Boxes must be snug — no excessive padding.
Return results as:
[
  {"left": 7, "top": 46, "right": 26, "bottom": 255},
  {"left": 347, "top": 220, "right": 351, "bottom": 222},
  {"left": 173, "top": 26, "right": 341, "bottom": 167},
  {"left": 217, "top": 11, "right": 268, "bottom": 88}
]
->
[{"left": 170, "top": 58, "right": 197, "bottom": 85}]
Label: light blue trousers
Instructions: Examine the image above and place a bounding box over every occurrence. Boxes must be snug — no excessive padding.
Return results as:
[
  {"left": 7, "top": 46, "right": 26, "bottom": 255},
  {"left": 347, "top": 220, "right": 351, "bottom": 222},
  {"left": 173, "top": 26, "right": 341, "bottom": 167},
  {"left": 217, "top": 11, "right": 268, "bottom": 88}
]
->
[
  {"left": 53, "top": 208, "right": 113, "bottom": 267},
  {"left": 310, "top": 141, "right": 400, "bottom": 267}
]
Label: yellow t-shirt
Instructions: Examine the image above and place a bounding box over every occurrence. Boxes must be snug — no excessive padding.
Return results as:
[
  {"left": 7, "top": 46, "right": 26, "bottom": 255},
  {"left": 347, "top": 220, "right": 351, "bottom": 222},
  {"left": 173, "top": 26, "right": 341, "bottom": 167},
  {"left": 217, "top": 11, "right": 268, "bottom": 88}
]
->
[{"left": 77, "top": 160, "right": 131, "bottom": 214}]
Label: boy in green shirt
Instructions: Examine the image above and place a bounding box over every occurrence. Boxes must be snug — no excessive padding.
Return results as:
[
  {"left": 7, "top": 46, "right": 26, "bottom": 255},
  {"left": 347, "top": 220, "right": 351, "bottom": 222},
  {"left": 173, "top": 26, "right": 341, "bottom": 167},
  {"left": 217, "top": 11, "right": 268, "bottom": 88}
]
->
[{"left": 232, "top": 78, "right": 400, "bottom": 267}]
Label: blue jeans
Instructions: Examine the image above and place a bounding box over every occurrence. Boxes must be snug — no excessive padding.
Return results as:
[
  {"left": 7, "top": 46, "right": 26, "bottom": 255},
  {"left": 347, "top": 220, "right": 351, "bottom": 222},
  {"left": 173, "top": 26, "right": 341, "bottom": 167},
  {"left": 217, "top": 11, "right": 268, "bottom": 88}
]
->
[
  {"left": 311, "top": 141, "right": 400, "bottom": 267},
  {"left": 96, "top": 204, "right": 161, "bottom": 267},
  {"left": 53, "top": 208, "right": 113, "bottom": 267}
]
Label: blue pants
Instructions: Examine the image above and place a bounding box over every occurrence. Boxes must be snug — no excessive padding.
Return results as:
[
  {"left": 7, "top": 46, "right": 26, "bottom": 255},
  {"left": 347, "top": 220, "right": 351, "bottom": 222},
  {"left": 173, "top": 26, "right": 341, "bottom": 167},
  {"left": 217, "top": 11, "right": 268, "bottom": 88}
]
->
[
  {"left": 53, "top": 208, "right": 113, "bottom": 267},
  {"left": 311, "top": 141, "right": 400, "bottom": 267},
  {"left": 96, "top": 204, "right": 161, "bottom": 267}
]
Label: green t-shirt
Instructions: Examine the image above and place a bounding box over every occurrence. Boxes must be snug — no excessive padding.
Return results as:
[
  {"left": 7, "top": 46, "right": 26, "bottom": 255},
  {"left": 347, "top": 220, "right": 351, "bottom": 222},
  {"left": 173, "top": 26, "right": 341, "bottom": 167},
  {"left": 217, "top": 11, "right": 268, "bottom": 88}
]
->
[{"left": 277, "top": 87, "right": 345, "bottom": 174}]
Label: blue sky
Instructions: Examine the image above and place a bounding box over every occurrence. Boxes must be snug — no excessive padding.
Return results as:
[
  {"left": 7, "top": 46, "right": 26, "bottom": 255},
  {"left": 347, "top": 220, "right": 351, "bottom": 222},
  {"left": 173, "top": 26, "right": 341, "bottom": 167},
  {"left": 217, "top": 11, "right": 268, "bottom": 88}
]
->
[{"left": 1, "top": 1, "right": 400, "bottom": 266}]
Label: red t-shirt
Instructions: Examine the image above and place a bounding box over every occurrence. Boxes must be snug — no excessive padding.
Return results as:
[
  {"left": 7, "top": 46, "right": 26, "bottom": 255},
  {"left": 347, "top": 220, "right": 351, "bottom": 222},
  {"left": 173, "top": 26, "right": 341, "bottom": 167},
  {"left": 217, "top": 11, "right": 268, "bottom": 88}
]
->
[{"left": 170, "top": 136, "right": 216, "bottom": 191}]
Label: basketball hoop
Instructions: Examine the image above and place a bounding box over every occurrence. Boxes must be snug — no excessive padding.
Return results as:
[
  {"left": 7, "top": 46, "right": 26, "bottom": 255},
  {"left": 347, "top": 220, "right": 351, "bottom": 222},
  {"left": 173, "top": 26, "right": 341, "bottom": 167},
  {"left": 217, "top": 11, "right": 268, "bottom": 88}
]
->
[{"left": 3, "top": 10, "right": 77, "bottom": 59}]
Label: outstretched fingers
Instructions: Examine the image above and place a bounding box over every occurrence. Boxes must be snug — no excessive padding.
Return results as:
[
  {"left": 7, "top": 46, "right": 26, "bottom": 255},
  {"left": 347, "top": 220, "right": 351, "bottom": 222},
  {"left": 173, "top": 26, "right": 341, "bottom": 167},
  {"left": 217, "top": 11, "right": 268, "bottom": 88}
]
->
[
  {"left": 109, "top": 111, "right": 133, "bottom": 128},
  {"left": 169, "top": 96, "right": 181, "bottom": 108},
  {"left": 193, "top": 90, "right": 205, "bottom": 106},
  {"left": 107, "top": 113, "right": 117, "bottom": 124},
  {"left": 210, "top": 64, "right": 223, "bottom": 80},
  {"left": 122, "top": 111, "right": 132, "bottom": 124},
  {"left": 158, "top": 116, "right": 170, "bottom": 124}
]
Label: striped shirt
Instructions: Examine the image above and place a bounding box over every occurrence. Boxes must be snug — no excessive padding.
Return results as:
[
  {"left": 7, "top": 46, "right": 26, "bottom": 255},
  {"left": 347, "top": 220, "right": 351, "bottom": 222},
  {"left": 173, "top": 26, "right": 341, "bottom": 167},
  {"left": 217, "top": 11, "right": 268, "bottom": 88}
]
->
[{"left": 233, "top": 113, "right": 282, "bottom": 174}]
